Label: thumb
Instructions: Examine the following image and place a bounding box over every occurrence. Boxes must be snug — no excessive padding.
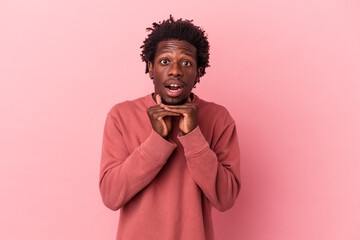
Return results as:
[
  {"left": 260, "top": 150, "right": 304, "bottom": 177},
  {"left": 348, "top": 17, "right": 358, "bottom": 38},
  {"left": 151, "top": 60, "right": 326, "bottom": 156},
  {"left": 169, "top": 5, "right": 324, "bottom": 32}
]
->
[{"left": 156, "top": 94, "right": 162, "bottom": 105}]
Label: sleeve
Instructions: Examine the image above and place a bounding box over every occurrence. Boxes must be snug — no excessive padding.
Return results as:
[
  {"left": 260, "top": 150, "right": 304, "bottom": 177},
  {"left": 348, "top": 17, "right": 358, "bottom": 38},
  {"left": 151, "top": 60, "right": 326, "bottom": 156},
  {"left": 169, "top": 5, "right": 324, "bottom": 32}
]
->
[
  {"left": 177, "top": 123, "right": 241, "bottom": 212},
  {"left": 99, "top": 114, "right": 177, "bottom": 211}
]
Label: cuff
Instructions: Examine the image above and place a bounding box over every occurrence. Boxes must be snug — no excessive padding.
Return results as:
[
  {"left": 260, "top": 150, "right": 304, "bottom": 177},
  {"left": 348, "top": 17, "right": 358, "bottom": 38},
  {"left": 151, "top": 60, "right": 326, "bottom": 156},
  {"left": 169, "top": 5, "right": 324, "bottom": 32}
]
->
[
  {"left": 177, "top": 126, "right": 209, "bottom": 156},
  {"left": 140, "top": 129, "right": 177, "bottom": 163}
]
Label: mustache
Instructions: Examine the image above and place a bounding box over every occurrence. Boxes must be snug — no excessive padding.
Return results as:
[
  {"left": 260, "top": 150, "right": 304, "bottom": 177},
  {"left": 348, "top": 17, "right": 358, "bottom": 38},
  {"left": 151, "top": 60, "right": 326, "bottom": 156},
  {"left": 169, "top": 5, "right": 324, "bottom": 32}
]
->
[{"left": 164, "top": 78, "right": 185, "bottom": 87}]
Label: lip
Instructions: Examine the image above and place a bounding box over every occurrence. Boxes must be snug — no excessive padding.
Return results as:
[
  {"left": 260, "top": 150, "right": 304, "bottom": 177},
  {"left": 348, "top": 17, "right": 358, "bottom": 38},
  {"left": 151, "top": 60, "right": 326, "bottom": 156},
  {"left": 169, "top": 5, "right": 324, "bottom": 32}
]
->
[
  {"left": 165, "top": 86, "right": 183, "bottom": 97},
  {"left": 164, "top": 79, "right": 185, "bottom": 88},
  {"left": 163, "top": 78, "right": 185, "bottom": 98}
]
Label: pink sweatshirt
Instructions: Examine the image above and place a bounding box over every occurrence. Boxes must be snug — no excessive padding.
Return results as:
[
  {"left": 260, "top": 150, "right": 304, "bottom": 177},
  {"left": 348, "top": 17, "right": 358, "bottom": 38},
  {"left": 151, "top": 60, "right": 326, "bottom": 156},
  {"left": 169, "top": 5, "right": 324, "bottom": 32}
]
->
[{"left": 99, "top": 94, "right": 240, "bottom": 240}]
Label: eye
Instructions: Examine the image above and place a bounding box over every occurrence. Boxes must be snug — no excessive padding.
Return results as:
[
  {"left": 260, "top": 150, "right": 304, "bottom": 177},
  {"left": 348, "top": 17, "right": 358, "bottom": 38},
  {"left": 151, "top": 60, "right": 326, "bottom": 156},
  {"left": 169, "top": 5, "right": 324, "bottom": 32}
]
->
[
  {"left": 160, "top": 59, "right": 169, "bottom": 65},
  {"left": 182, "top": 60, "right": 191, "bottom": 66}
]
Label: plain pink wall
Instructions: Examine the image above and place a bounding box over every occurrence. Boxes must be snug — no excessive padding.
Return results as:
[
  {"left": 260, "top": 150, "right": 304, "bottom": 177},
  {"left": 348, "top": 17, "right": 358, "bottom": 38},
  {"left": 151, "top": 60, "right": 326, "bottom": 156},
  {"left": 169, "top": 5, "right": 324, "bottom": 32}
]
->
[{"left": 1, "top": 0, "right": 359, "bottom": 239}]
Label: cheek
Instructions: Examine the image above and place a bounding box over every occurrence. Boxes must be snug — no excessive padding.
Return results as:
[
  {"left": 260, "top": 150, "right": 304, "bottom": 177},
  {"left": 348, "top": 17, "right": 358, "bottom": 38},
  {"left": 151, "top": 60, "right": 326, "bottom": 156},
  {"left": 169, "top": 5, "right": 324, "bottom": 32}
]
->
[{"left": 188, "top": 72, "right": 198, "bottom": 85}]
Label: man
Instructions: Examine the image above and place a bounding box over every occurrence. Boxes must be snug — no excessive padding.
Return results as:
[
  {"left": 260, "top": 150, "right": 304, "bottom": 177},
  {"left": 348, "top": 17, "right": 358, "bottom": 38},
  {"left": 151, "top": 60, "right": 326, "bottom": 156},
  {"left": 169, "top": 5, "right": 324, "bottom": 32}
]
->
[{"left": 99, "top": 16, "right": 241, "bottom": 240}]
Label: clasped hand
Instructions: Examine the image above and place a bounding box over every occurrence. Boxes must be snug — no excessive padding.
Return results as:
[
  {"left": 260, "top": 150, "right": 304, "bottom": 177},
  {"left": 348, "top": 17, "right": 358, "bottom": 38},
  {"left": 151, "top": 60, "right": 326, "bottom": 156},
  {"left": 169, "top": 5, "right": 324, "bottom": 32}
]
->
[{"left": 146, "top": 94, "right": 198, "bottom": 138}]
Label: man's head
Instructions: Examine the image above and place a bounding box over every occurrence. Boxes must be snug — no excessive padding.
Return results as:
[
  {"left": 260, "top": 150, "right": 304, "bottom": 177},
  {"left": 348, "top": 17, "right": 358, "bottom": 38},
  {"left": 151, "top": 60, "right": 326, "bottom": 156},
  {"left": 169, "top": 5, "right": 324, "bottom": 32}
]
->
[{"left": 140, "top": 16, "right": 210, "bottom": 105}]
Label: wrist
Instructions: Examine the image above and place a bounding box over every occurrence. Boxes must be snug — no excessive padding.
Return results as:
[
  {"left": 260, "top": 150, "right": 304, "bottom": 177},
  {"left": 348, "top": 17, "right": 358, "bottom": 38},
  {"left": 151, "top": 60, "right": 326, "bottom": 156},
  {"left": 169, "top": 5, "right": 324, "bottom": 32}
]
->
[{"left": 181, "top": 125, "right": 197, "bottom": 135}]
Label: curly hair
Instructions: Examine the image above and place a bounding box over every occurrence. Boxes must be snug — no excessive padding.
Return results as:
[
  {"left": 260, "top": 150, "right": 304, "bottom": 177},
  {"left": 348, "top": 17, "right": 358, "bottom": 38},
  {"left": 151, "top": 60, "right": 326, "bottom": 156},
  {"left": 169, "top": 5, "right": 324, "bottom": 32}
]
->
[{"left": 140, "top": 15, "right": 210, "bottom": 78}]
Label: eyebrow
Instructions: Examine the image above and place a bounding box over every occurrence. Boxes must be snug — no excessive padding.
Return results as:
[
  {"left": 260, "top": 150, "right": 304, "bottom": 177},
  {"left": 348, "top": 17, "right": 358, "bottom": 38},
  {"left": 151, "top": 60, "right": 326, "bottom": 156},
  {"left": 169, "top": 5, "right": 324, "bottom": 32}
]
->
[
  {"left": 157, "top": 49, "right": 196, "bottom": 58},
  {"left": 181, "top": 51, "right": 195, "bottom": 57}
]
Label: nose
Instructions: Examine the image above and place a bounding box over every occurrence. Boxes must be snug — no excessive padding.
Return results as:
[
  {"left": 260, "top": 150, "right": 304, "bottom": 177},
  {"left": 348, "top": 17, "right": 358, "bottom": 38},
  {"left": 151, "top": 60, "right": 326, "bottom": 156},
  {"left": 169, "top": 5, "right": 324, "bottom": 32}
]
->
[{"left": 168, "top": 62, "right": 183, "bottom": 77}]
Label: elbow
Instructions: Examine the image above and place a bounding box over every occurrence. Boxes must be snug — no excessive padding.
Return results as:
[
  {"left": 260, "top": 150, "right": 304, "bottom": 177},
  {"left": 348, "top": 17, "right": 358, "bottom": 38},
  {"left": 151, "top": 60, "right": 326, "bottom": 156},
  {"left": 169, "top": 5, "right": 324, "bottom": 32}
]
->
[
  {"left": 216, "top": 199, "right": 236, "bottom": 212},
  {"left": 99, "top": 182, "right": 124, "bottom": 211},
  {"left": 102, "top": 196, "right": 121, "bottom": 211},
  {"left": 213, "top": 194, "right": 237, "bottom": 212},
  {"left": 216, "top": 180, "right": 241, "bottom": 212}
]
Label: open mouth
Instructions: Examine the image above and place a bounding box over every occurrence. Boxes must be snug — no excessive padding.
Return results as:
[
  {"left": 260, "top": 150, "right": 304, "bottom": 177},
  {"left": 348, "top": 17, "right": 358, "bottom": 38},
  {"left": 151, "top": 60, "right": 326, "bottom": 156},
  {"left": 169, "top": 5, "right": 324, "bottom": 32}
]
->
[
  {"left": 166, "top": 84, "right": 182, "bottom": 92},
  {"left": 164, "top": 82, "right": 184, "bottom": 97}
]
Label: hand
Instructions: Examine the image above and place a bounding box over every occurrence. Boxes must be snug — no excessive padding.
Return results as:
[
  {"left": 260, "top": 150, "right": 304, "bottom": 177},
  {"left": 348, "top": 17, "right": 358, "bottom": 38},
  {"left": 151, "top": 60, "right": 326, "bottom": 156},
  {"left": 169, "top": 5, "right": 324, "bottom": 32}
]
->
[
  {"left": 146, "top": 94, "right": 180, "bottom": 138},
  {"left": 163, "top": 97, "right": 199, "bottom": 135}
]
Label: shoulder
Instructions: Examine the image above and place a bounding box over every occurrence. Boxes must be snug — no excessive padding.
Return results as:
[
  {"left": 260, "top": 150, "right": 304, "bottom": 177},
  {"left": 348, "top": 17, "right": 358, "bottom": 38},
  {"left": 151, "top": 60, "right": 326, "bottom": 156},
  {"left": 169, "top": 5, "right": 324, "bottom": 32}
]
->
[
  {"left": 195, "top": 96, "right": 234, "bottom": 126},
  {"left": 197, "top": 97, "right": 229, "bottom": 114},
  {"left": 107, "top": 95, "right": 152, "bottom": 118}
]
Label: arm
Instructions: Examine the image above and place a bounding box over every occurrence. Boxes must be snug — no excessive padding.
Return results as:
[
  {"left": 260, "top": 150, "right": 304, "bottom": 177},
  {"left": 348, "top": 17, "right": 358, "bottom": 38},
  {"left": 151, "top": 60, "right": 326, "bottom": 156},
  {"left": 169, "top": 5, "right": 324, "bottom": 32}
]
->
[
  {"left": 178, "top": 123, "right": 241, "bottom": 212},
  {"left": 99, "top": 114, "right": 176, "bottom": 211}
]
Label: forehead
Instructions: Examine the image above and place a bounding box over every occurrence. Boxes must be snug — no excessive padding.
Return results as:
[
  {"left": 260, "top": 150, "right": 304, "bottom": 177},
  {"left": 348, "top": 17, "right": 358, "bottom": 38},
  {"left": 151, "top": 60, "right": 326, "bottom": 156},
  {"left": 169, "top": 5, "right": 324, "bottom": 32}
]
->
[{"left": 156, "top": 40, "right": 197, "bottom": 57}]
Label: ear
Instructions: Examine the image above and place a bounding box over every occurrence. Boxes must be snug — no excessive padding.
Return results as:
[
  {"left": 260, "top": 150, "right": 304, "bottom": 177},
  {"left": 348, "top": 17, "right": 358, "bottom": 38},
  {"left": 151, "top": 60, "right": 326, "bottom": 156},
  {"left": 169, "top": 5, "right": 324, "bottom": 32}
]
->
[
  {"left": 194, "top": 67, "right": 203, "bottom": 84},
  {"left": 148, "top": 61, "right": 154, "bottom": 79}
]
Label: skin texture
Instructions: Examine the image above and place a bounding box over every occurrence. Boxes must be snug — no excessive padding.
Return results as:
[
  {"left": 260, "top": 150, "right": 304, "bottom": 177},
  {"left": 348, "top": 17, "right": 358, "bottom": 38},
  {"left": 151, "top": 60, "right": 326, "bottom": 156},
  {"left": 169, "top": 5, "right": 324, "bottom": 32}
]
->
[{"left": 146, "top": 40, "right": 203, "bottom": 138}]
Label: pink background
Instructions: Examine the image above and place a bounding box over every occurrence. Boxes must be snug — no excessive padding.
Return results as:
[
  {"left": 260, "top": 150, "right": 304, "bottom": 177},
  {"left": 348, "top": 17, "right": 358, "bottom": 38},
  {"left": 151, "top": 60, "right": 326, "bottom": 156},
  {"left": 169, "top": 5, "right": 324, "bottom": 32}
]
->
[{"left": 1, "top": 0, "right": 359, "bottom": 239}]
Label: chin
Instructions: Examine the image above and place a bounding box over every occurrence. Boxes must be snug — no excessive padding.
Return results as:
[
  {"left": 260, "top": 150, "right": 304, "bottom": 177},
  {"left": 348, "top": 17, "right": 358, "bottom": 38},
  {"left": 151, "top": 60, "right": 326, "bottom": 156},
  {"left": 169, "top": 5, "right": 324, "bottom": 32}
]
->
[{"left": 162, "top": 97, "right": 187, "bottom": 105}]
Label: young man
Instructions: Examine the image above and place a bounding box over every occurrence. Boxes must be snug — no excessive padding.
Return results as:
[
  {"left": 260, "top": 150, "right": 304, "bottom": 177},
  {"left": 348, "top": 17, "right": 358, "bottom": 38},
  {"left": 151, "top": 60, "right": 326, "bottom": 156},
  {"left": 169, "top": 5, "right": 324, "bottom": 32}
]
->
[{"left": 99, "top": 16, "right": 241, "bottom": 240}]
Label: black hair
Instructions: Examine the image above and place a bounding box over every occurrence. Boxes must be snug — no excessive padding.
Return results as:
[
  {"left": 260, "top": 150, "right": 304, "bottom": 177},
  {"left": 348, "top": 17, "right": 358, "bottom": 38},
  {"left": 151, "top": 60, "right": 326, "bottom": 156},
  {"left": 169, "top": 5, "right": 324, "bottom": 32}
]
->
[{"left": 140, "top": 15, "right": 210, "bottom": 78}]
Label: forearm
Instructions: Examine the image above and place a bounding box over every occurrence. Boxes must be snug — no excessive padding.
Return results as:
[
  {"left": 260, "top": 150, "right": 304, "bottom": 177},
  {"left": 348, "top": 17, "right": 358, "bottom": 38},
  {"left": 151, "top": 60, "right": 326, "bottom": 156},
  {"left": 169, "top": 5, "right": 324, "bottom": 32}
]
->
[
  {"left": 178, "top": 125, "right": 241, "bottom": 211},
  {"left": 99, "top": 115, "right": 176, "bottom": 210}
]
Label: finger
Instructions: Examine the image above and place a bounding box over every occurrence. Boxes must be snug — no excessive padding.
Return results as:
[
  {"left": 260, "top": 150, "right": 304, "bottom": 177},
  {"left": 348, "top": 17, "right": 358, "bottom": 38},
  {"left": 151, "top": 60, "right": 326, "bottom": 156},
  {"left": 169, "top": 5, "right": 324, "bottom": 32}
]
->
[
  {"left": 151, "top": 107, "right": 181, "bottom": 114},
  {"left": 162, "top": 107, "right": 189, "bottom": 115},
  {"left": 148, "top": 104, "right": 162, "bottom": 110},
  {"left": 153, "top": 110, "right": 180, "bottom": 119},
  {"left": 155, "top": 113, "right": 180, "bottom": 120},
  {"left": 164, "top": 104, "right": 197, "bottom": 110},
  {"left": 147, "top": 105, "right": 165, "bottom": 114}
]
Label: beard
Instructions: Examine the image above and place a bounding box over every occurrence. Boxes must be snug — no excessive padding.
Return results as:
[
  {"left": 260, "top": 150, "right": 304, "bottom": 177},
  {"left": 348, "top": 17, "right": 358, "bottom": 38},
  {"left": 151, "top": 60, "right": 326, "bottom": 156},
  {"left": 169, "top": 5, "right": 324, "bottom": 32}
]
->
[
  {"left": 161, "top": 93, "right": 193, "bottom": 105},
  {"left": 162, "top": 97, "right": 187, "bottom": 105}
]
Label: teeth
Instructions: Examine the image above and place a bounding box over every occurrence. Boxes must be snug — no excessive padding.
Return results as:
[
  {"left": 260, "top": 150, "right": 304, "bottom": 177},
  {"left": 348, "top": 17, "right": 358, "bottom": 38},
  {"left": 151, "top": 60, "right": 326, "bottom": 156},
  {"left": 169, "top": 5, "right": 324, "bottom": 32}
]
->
[
  {"left": 170, "top": 84, "right": 179, "bottom": 87},
  {"left": 169, "top": 89, "right": 180, "bottom": 92}
]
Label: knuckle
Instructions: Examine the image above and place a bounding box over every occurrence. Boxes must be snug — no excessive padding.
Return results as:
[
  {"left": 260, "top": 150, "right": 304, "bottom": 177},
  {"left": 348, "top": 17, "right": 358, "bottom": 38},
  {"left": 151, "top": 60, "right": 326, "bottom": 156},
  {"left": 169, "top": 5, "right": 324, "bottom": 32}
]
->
[{"left": 147, "top": 106, "right": 155, "bottom": 112}]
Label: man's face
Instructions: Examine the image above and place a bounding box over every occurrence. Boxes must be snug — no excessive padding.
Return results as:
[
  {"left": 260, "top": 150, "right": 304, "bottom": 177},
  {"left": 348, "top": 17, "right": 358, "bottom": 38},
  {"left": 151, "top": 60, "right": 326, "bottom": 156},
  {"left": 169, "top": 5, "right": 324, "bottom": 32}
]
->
[{"left": 148, "top": 40, "right": 202, "bottom": 105}]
